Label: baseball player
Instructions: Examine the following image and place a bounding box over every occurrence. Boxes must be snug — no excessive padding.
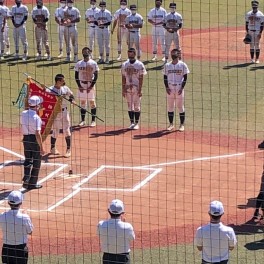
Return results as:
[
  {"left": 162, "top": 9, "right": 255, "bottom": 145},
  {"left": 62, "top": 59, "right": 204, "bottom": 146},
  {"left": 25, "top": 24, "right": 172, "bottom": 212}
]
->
[
  {"left": 253, "top": 167, "right": 264, "bottom": 221},
  {"left": 85, "top": 0, "right": 100, "bottom": 59},
  {"left": 245, "top": 0, "right": 264, "bottom": 63},
  {"left": 55, "top": 0, "right": 67, "bottom": 58},
  {"left": 94, "top": 1, "right": 112, "bottom": 64},
  {"left": 147, "top": 0, "right": 167, "bottom": 61},
  {"left": 111, "top": 0, "right": 131, "bottom": 61},
  {"left": 163, "top": 49, "right": 189, "bottom": 132},
  {"left": 10, "top": 0, "right": 28, "bottom": 61},
  {"left": 121, "top": 48, "right": 147, "bottom": 130},
  {"left": 125, "top": 5, "right": 143, "bottom": 60},
  {"left": 61, "top": 0, "right": 80, "bottom": 62},
  {"left": 32, "top": 0, "right": 51, "bottom": 61},
  {"left": 75, "top": 47, "right": 99, "bottom": 127},
  {"left": 46, "top": 74, "right": 74, "bottom": 158},
  {"left": 0, "top": 4, "right": 7, "bottom": 59},
  {"left": 0, "top": 0, "right": 10, "bottom": 56},
  {"left": 163, "top": 3, "right": 183, "bottom": 63}
]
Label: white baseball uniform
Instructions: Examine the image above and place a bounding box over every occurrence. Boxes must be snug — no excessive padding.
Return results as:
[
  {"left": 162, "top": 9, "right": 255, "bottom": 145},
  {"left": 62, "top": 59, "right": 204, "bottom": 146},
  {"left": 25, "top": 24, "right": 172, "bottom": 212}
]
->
[
  {"left": 113, "top": 7, "right": 131, "bottom": 53},
  {"left": 75, "top": 59, "right": 99, "bottom": 102},
  {"left": 94, "top": 9, "right": 112, "bottom": 58},
  {"left": 0, "top": 5, "right": 7, "bottom": 53},
  {"left": 245, "top": 10, "right": 264, "bottom": 49},
  {"left": 125, "top": 13, "right": 143, "bottom": 57},
  {"left": 121, "top": 59, "right": 147, "bottom": 111},
  {"left": 31, "top": 6, "right": 50, "bottom": 55},
  {"left": 1, "top": 5, "right": 10, "bottom": 53},
  {"left": 164, "top": 12, "right": 183, "bottom": 58},
  {"left": 46, "top": 86, "right": 73, "bottom": 138},
  {"left": 61, "top": 6, "right": 80, "bottom": 56},
  {"left": 10, "top": 4, "right": 28, "bottom": 53},
  {"left": 162, "top": 60, "right": 190, "bottom": 113},
  {"left": 147, "top": 7, "right": 167, "bottom": 55},
  {"left": 85, "top": 6, "right": 100, "bottom": 54},
  {"left": 55, "top": 6, "right": 66, "bottom": 53}
]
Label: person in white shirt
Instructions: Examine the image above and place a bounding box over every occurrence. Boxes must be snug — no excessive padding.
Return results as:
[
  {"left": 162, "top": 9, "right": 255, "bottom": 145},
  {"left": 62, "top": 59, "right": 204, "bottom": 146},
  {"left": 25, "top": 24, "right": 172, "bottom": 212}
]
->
[
  {"left": 97, "top": 199, "right": 135, "bottom": 264},
  {"left": 195, "top": 201, "right": 237, "bottom": 264},
  {"left": 31, "top": 0, "right": 51, "bottom": 61},
  {"left": 20, "top": 95, "right": 44, "bottom": 190},
  {"left": 147, "top": 0, "right": 167, "bottom": 61},
  {"left": 10, "top": 0, "right": 28, "bottom": 60},
  {"left": 85, "top": 0, "right": 100, "bottom": 59},
  {"left": 0, "top": 4, "right": 7, "bottom": 59},
  {"left": 0, "top": 0, "right": 10, "bottom": 56},
  {"left": 111, "top": 0, "right": 131, "bottom": 61},
  {"left": 0, "top": 191, "right": 33, "bottom": 264},
  {"left": 245, "top": 0, "right": 264, "bottom": 63}
]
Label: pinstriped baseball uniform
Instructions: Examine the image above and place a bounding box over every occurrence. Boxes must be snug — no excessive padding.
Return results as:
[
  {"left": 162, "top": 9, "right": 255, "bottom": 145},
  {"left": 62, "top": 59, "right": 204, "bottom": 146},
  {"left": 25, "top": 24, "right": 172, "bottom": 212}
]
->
[
  {"left": 85, "top": 6, "right": 100, "bottom": 55},
  {"left": 1, "top": 4, "right": 10, "bottom": 53},
  {"left": 31, "top": 5, "right": 50, "bottom": 56},
  {"left": 55, "top": 5, "right": 66, "bottom": 54},
  {"left": 147, "top": 7, "right": 167, "bottom": 55},
  {"left": 0, "top": 5, "right": 7, "bottom": 54},
  {"left": 10, "top": 4, "right": 28, "bottom": 54}
]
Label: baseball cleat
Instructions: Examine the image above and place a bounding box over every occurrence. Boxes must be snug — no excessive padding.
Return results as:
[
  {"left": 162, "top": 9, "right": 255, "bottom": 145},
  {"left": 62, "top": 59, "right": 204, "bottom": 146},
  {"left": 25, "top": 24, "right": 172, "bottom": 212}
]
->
[
  {"left": 5, "top": 49, "right": 10, "bottom": 55},
  {"left": 256, "top": 59, "right": 260, "bottom": 64},
  {"left": 50, "top": 148, "right": 60, "bottom": 155},
  {"left": 0, "top": 54, "right": 4, "bottom": 60},
  {"left": 47, "top": 55, "right": 52, "bottom": 61},
  {"left": 105, "top": 58, "right": 110, "bottom": 64},
  {"left": 117, "top": 55, "right": 122, "bottom": 61},
  {"left": 65, "top": 56, "right": 70, "bottom": 62},
  {"left": 36, "top": 54, "right": 41, "bottom": 60},
  {"left": 74, "top": 55, "right": 78, "bottom": 63},
  {"left": 258, "top": 141, "right": 264, "bottom": 150},
  {"left": 22, "top": 54, "right": 27, "bottom": 61},
  {"left": 90, "top": 121, "right": 96, "bottom": 127},
  {"left": 167, "top": 124, "right": 174, "bottom": 131},
  {"left": 178, "top": 124, "right": 185, "bottom": 132},
  {"left": 251, "top": 59, "right": 255, "bottom": 63},
  {"left": 64, "top": 149, "right": 71, "bottom": 158},
  {"left": 128, "top": 123, "right": 135, "bottom": 129},
  {"left": 14, "top": 53, "right": 19, "bottom": 59},
  {"left": 151, "top": 55, "right": 157, "bottom": 61},
  {"left": 58, "top": 52, "right": 63, "bottom": 58},
  {"left": 78, "top": 121, "right": 86, "bottom": 127},
  {"left": 133, "top": 123, "right": 139, "bottom": 130},
  {"left": 98, "top": 58, "right": 104, "bottom": 64}
]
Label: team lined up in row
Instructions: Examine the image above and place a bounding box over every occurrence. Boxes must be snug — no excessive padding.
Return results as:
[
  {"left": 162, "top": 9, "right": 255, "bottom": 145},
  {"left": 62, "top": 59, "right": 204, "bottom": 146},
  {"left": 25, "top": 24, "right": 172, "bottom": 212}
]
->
[{"left": 0, "top": 0, "right": 183, "bottom": 63}]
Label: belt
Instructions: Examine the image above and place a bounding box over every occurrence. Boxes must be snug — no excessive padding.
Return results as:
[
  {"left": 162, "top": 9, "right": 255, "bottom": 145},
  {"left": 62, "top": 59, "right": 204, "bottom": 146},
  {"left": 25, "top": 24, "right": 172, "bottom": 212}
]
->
[
  {"left": 103, "top": 252, "right": 129, "bottom": 255},
  {"left": 62, "top": 107, "right": 67, "bottom": 111},
  {"left": 98, "top": 26, "right": 108, "bottom": 29},
  {"left": 81, "top": 81, "right": 91, "bottom": 84},
  {"left": 129, "top": 31, "right": 138, "bottom": 33},
  {"left": 250, "top": 30, "right": 257, "bottom": 32},
  {"left": 66, "top": 25, "right": 74, "bottom": 28},
  {"left": 90, "top": 26, "right": 96, "bottom": 28},
  {"left": 169, "top": 83, "right": 181, "bottom": 86}
]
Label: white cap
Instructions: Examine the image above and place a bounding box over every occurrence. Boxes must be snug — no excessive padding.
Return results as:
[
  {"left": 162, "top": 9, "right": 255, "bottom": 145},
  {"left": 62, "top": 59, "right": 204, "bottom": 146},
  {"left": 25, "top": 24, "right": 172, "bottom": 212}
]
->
[
  {"left": 108, "top": 199, "right": 125, "bottom": 214},
  {"left": 209, "top": 200, "right": 224, "bottom": 216},
  {"left": 28, "top": 95, "right": 43, "bottom": 106},
  {"left": 8, "top": 191, "right": 23, "bottom": 205}
]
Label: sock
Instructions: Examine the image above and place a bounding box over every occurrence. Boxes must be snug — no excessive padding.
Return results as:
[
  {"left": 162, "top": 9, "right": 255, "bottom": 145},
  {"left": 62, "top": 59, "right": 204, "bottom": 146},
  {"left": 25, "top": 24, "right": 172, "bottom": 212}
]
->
[
  {"left": 168, "top": 112, "right": 174, "bottom": 124},
  {"left": 65, "top": 136, "right": 71, "bottom": 150},
  {"left": 256, "top": 49, "right": 260, "bottom": 59},
  {"left": 179, "top": 112, "right": 185, "bottom": 125},
  {"left": 250, "top": 49, "right": 254, "bottom": 59},
  {"left": 128, "top": 111, "right": 135, "bottom": 123},
  {"left": 51, "top": 137, "right": 56, "bottom": 149},
  {"left": 135, "top": 112, "right": 141, "bottom": 123},
  {"left": 80, "top": 108, "right": 86, "bottom": 122},
  {"left": 91, "top": 108, "right": 96, "bottom": 122}
]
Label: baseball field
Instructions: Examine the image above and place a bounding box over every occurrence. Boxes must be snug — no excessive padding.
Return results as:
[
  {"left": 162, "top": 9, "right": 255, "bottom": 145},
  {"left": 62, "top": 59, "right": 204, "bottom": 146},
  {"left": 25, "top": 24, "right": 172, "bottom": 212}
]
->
[{"left": 1, "top": 0, "right": 264, "bottom": 263}]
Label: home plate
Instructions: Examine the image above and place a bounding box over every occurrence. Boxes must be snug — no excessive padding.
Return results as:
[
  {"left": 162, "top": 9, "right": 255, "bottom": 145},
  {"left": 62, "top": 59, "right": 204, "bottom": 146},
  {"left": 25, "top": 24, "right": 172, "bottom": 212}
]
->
[{"left": 53, "top": 173, "right": 83, "bottom": 179}]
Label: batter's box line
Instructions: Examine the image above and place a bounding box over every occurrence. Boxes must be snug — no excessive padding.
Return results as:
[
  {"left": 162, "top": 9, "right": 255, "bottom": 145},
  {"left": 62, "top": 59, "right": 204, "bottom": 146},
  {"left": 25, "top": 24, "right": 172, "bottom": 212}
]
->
[{"left": 72, "top": 165, "right": 162, "bottom": 192}]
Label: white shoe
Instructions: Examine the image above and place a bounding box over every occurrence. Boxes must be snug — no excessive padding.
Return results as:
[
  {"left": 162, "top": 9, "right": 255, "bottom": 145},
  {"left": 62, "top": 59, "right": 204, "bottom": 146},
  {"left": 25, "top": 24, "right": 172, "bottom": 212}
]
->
[
  {"left": 44, "top": 53, "right": 48, "bottom": 57},
  {"left": 133, "top": 123, "right": 139, "bottom": 130},
  {"left": 74, "top": 55, "right": 78, "bottom": 63},
  {"left": 178, "top": 124, "right": 185, "bottom": 132},
  {"left": 167, "top": 124, "right": 174, "bottom": 131},
  {"left": 251, "top": 59, "right": 255, "bottom": 63},
  {"left": 128, "top": 123, "right": 135, "bottom": 129},
  {"left": 50, "top": 148, "right": 60, "bottom": 155},
  {"left": 58, "top": 52, "right": 63, "bottom": 58},
  {"left": 36, "top": 54, "right": 41, "bottom": 60},
  {"left": 90, "top": 121, "right": 96, "bottom": 127},
  {"left": 64, "top": 149, "right": 71, "bottom": 158},
  {"left": 22, "top": 54, "right": 27, "bottom": 61},
  {"left": 256, "top": 59, "right": 260, "bottom": 64},
  {"left": 117, "top": 55, "right": 122, "bottom": 61},
  {"left": 0, "top": 54, "right": 4, "bottom": 60},
  {"left": 162, "top": 57, "right": 166, "bottom": 62},
  {"left": 105, "top": 58, "right": 110, "bottom": 64},
  {"left": 65, "top": 56, "right": 70, "bottom": 62},
  {"left": 151, "top": 55, "right": 157, "bottom": 61},
  {"left": 78, "top": 121, "right": 85, "bottom": 127},
  {"left": 98, "top": 58, "right": 104, "bottom": 64},
  {"left": 5, "top": 49, "right": 10, "bottom": 55},
  {"left": 47, "top": 55, "right": 52, "bottom": 61}
]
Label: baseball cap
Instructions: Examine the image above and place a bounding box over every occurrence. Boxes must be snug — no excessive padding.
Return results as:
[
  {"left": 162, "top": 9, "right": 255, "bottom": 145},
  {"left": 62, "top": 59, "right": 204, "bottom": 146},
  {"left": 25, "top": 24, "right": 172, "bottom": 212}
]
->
[
  {"left": 169, "top": 2, "right": 176, "bottom": 8},
  {"left": 28, "top": 95, "right": 43, "bottom": 106},
  {"left": 252, "top": 0, "right": 259, "bottom": 7},
  {"left": 128, "top": 48, "right": 136, "bottom": 53},
  {"left": 99, "top": 1, "right": 106, "bottom": 6},
  {"left": 8, "top": 191, "right": 23, "bottom": 205},
  {"left": 108, "top": 199, "right": 125, "bottom": 214},
  {"left": 130, "top": 4, "right": 137, "bottom": 10},
  {"left": 209, "top": 200, "right": 224, "bottom": 216}
]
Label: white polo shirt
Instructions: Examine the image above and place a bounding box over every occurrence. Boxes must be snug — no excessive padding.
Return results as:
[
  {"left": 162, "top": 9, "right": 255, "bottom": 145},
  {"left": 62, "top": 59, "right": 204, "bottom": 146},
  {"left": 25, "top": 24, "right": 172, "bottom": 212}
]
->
[
  {"left": 20, "top": 109, "right": 42, "bottom": 135},
  {"left": 195, "top": 222, "right": 237, "bottom": 263},
  {"left": 97, "top": 219, "right": 135, "bottom": 254},
  {"left": 0, "top": 209, "right": 33, "bottom": 245}
]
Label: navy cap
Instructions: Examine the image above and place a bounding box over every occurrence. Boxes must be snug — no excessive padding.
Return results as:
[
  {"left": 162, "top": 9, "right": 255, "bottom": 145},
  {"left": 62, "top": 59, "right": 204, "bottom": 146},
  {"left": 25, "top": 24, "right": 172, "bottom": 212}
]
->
[
  {"left": 99, "top": 1, "right": 106, "bottom": 6},
  {"left": 128, "top": 48, "right": 136, "bottom": 53},
  {"left": 169, "top": 2, "right": 176, "bottom": 8},
  {"left": 130, "top": 4, "right": 137, "bottom": 10}
]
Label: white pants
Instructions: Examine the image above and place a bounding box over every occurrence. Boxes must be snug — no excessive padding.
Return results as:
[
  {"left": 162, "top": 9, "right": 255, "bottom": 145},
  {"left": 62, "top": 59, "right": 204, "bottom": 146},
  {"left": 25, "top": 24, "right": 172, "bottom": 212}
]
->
[
  {"left": 167, "top": 84, "right": 184, "bottom": 113},
  {"left": 64, "top": 26, "right": 78, "bottom": 55},
  {"left": 165, "top": 31, "right": 180, "bottom": 58},
  {"left": 4, "top": 25, "right": 10, "bottom": 48},
  {"left": 117, "top": 27, "right": 128, "bottom": 53},
  {"left": 88, "top": 26, "right": 97, "bottom": 52},
  {"left": 13, "top": 25, "right": 28, "bottom": 53},
  {"left": 52, "top": 109, "right": 71, "bottom": 138},
  {"left": 128, "top": 31, "right": 141, "bottom": 57},
  {"left": 249, "top": 30, "right": 261, "bottom": 50},
  {"left": 125, "top": 87, "right": 141, "bottom": 111},
  {"left": 77, "top": 85, "right": 96, "bottom": 101},
  {"left": 0, "top": 31, "right": 4, "bottom": 52},
  {"left": 97, "top": 27, "right": 110, "bottom": 57},
  {"left": 152, "top": 26, "right": 165, "bottom": 54},
  {"left": 57, "top": 25, "right": 65, "bottom": 51}
]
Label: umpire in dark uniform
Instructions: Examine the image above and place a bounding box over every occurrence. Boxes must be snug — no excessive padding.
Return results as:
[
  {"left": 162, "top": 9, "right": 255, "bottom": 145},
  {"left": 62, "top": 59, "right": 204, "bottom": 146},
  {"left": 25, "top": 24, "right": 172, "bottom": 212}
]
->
[{"left": 20, "top": 95, "right": 44, "bottom": 190}]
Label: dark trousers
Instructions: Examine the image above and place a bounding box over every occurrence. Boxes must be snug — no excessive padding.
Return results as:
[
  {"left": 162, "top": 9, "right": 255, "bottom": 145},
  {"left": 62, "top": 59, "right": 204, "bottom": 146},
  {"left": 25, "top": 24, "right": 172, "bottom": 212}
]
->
[
  {"left": 103, "top": 252, "right": 130, "bottom": 264},
  {"left": 202, "top": 260, "right": 228, "bottom": 264},
  {"left": 2, "top": 244, "right": 28, "bottom": 264},
  {"left": 23, "top": 135, "right": 41, "bottom": 186}
]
